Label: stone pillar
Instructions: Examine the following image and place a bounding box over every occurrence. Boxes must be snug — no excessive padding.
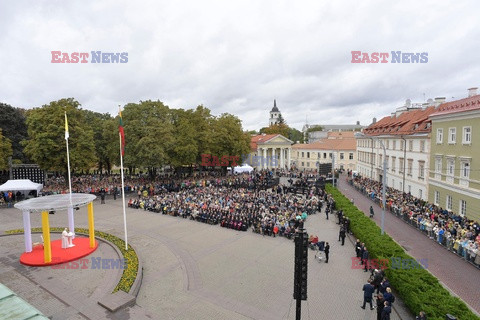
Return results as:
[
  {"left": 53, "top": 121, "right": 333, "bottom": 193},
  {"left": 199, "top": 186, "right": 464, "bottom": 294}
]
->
[
  {"left": 287, "top": 148, "right": 291, "bottom": 169},
  {"left": 280, "top": 147, "right": 284, "bottom": 169},
  {"left": 262, "top": 148, "right": 266, "bottom": 170}
]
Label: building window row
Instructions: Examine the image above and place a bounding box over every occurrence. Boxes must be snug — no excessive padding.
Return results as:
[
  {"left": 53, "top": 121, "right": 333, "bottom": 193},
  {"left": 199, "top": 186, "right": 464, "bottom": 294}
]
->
[{"left": 437, "top": 127, "right": 472, "bottom": 145}]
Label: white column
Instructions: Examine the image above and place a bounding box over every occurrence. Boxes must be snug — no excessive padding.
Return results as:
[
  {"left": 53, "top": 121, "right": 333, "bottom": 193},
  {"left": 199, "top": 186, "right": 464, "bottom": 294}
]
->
[
  {"left": 262, "top": 148, "right": 266, "bottom": 170},
  {"left": 287, "top": 148, "right": 291, "bottom": 169},
  {"left": 67, "top": 207, "right": 75, "bottom": 239},
  {"left": 23, "top": 210, "right": 32, "bottom": 253}
]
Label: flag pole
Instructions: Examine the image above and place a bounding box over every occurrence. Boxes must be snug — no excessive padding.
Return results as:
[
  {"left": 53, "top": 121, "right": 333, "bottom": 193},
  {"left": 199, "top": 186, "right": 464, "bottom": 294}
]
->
[
  {"left": 65, "top": 112, "right": 72, "bottom": 197},
  {"left": 119, "top": 107, "right": 128, "bottom": 251}
]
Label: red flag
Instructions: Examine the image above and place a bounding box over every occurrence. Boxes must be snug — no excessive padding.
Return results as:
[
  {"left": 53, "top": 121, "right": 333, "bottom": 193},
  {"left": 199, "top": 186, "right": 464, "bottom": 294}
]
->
[{"left": 119, "top": 110, "right": 125, "bottom": 156}]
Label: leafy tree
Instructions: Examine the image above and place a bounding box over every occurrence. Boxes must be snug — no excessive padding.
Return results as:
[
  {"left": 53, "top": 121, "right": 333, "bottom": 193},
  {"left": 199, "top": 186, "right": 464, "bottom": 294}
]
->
[
  {"left": 288, "top": 127, "right": 304, "bottom": 144},
  {"left": 122, "top": 100, "right": 174, "bottom": 177},
  {"left": 84, "top": 110, "right": 116, "bottom": 173},
  {"left": 23, "top": 98, "right": 97, "bottom": 173},
  {"left": 169, "top": 109, "right": 198, "bottom": 169},
  {"left": 102, "top": 117, "right": 121, "bottom": 172},
  {"left": 0, "top": 129, "right": 13, "bottom": 169},
  {"left": 306, "top": 125, "right": 323, "bottom": 133},
  {"left": 190, "top": 105, "right": 215, "bottom": 165},
  {"left": 0, "top": 103, "right": 28, "bottom": 162},
  {"left": 259, "top": 123, "right": 290, "bottom": 138}
]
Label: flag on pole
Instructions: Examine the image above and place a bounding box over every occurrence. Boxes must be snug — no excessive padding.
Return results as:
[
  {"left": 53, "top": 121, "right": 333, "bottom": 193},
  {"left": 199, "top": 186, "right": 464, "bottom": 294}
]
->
[
  {"left": 118, "top": 108, "right": 125, "bottom": 156},
  {"left": 65, "top": 112, "right": 69, "bottom": 140}
]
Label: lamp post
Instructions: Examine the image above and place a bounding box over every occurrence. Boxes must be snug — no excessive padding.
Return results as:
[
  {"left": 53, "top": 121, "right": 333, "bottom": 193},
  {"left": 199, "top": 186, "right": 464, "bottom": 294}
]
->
[{"left": 355, "top": 133, "right": 387, "bottom": 235}]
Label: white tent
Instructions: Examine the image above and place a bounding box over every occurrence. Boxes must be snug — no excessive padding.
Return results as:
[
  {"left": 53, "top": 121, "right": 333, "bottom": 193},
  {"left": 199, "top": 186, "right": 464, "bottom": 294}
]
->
[
  {"left": 233, "top": 164, "right": 254, "bottom": 174},
  {"left": 0, "top": 179, "right": 43, "bottom": 194}
]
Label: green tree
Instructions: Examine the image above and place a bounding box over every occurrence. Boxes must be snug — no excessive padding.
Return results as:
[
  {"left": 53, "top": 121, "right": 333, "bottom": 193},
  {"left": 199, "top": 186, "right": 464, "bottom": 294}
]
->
[
  {"left": 288, "top": 127, "right": 304, "bottom": 143},
  {"left": 0, "top": 129, "right": 13, "bottom": 169},
  {"left": 169, "top": 109, "right": 198, "bottom": 169},
  {"left": 122, "top": 100, "right": 174, "bottom": 177},
  {"left": 0, "top": 103, "right": 28, "bottom": 162},
  {"left": 23, "top": 98, "right": 97, "bottom": 173},
  {"left": 306, "top": 125, "right": 323, "bottom": 133},
  {"left": 259, "top": 123, "right": 290, "bottom": 138},
  {"left": 103, "top": 117, "right": 121, "bottom": 172},
  {"left": 210, "top": 113, "right": 250, "bottom": 171}
]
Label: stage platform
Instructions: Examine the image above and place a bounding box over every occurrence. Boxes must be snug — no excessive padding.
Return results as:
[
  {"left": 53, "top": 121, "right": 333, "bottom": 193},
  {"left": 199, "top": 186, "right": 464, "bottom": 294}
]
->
[{"left": 20, "top": 237, "right": 98, "bottom": 266}]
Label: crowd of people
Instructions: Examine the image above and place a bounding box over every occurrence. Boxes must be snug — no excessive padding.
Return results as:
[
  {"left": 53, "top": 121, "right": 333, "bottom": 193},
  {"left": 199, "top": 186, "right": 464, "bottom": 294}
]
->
[
  {"left": 349, "top": 175, "right": 480, "bottom": 267},
  {"left": 128, "top": 173, "right": 328, "bottom": 240}
]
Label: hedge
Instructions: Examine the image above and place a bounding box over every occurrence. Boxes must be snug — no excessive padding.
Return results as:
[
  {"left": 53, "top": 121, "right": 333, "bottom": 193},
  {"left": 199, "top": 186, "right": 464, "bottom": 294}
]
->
[
  {"left": 326, "top": 185, "right": 480, "bottom": 320},
  {"left": 6, "top": 228, "right": 138, "bottom": 293}
]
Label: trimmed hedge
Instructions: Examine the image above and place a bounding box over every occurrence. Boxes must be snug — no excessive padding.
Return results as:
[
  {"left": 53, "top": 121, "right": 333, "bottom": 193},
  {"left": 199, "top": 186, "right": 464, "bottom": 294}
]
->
[
  {"left": 326, "top": 184, "right": 479, "bottom": 320},
  {"left": 6, "top": 228, "right": 138, "bottom": 294}
]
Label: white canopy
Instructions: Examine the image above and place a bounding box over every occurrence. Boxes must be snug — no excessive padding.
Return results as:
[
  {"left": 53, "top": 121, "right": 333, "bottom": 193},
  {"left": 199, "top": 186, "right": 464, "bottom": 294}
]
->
[
  {"left": 0, "top": 179, "right": 43, "bottom": 194},
  {"left": 233, "top": 164, "right": 254, "bottom": 174}
]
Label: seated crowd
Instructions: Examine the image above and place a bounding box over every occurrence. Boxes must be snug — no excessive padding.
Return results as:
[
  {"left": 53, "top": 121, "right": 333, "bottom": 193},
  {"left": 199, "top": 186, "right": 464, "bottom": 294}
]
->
[{"left": 350, "top": 175, "right": 480, "bottom": 267}]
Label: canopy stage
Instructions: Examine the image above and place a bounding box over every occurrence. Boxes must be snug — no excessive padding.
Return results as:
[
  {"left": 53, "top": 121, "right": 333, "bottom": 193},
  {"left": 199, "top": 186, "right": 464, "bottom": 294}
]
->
[{"left": 14, "top": 194, "right": 98, "bottom": 266}]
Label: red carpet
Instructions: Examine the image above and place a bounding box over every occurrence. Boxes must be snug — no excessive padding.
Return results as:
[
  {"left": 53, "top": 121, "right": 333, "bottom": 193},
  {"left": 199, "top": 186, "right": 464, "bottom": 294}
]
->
[{"left": 20, "top": 237, "right": 98, "bottom": 266}]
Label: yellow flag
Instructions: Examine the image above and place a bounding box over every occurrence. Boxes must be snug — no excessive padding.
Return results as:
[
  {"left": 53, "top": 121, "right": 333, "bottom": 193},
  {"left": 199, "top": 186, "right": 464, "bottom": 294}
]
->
[{"left": 65, "top": 112, "right": 69, "bottom": 140}]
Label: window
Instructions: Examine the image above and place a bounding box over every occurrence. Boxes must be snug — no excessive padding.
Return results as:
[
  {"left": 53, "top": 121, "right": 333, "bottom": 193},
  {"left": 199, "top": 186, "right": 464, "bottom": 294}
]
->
[
  {"left": 419, "top": 161, "right": 425, "bottom": 178},
  {"left": 420, "top": 140, "right": 425, "bottom": 152},
  {"left": 307, "top": 162, "right": 310, "bottom": 167},
  {"left": 435, "top": 158, "right": 442, "bottom": 173},
  {"left": 447, "top": 159, "right": 455, "bottom": 176},
  {"left": 461, "top": 162, "right": 470, "bottom": 179},
  {"left": 386, "top": 140, "right": 390, "bottom": 149},
  {"left": 463, "top": 127, "right": 472, "bottom": 144},
  {"left": 307, "top": 152, "right": 310, "bottom": 158},
  {"left": 392, "top": 140, "right": 396, "bottom": 150},
  {"left": 400, "top": 140, "right": 403, "bottom": 151},
  {"left": 409, "top": 140, "right": 413, "bottom": 151},
  {"left": 391, "top": 157, "right": 396, "bottom": 171},
  {"left": 301, "top": 162, "right": 304, "bottom": 167},
  {"left": 460, "top": 200, "right": 467, "bottom": 216},
  {"left": 446, "top": 195, "right": 452, "bottom": 211},
  {"left": 448, "top": 127, "right": 456, "bottom": 144},
  {"left": 407, "top": 159, "right": 413, "bottom": 176},
  {"left": 436, "top": 128, "right": 443, "bottom": 144},
  {"left": 340, "top": 153, "right": 344, "bottom": 160},
  {"left": 329, "top": 153, "right": 332, "bottom": 159},
  {"left": 399, "top": 157, "right": 404, "bottom": 173},
  {"left": 379, "top": 154, "right": 382, "bottom": 167},
  {"left": 302, "top": 152, "right": 304, "bottom": 158},
  {"left": 349, "top": 153, "right": 354, "bottom": 160},
  {"left": 434, "top": 191, "right": 440, "bottom": 205}
]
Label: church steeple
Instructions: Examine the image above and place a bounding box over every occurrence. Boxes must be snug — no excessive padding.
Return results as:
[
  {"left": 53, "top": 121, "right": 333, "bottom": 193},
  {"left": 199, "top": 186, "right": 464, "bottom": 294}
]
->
[{"left": 269, "top": 99, "right": 281, "bottom": 125}]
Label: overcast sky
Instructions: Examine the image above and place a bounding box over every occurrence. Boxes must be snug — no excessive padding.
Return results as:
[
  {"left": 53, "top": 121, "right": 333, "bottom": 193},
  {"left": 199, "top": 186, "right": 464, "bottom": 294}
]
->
[{"left": 1, "top": 0, "right": 479, "bottom": 131}]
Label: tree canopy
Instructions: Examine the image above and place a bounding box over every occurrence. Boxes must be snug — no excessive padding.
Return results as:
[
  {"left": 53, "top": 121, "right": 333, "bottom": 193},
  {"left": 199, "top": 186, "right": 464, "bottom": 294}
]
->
[
  {"left": 0, "top": 129, "right": 13, "bottom": 170},
  {"left": 0, "top": 103, "right": 28, "bottom": 162}
]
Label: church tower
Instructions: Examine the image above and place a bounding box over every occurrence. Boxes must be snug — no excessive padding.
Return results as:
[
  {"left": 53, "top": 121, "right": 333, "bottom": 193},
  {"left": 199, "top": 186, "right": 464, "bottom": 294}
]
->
[{"left": 269, "top": 99, "right": 282, "bottom": 125}]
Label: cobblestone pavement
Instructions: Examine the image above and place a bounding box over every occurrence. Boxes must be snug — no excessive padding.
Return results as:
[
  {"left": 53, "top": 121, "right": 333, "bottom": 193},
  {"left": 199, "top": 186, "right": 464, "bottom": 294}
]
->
[
  {"left": 1, "top": 189, "right": 410, "bottom": 320},
  {"left": 337, "top": 174, "right": 480, "bottom": 315}
]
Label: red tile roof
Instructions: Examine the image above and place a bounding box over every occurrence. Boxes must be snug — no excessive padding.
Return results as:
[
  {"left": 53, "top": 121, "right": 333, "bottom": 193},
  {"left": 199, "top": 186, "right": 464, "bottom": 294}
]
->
[
  {"left": 292, "top": 138, "right": 356, "bottom": 150},
  {"left": 430, "top": 95, "right": 480, "bottom": 117},
  {"left": 250, "top": 134, "right": 280, "bottom": 151},
  {"left": 327, "top": 131, "right": 356, "bottom": 139},
  {"left": 363, "top": 106, "right": 437, "bottom": 136}
]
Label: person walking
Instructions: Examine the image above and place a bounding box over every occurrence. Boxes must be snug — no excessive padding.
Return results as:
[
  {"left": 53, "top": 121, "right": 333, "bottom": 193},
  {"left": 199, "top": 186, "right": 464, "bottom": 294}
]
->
[
  {"left": 370, "top": 205, "right": 375, "bottom": 218},
  {"left": 361, "top": 280, "right": 375, "bottom": 310},
  {"left": 340, "top": 227, "right": 346, "bottom": 246},
  {"left": 324, "top": 242, "right": 330, "bottom": 263},
  {"left": 363, "top": 246, "right": 369, "bottom": 272}
]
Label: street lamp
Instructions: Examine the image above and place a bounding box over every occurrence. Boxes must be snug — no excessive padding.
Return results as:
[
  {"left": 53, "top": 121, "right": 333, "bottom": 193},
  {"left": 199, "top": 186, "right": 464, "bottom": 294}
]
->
[{"left": 355, "top": 132, "right": 387, "bottom": 235}]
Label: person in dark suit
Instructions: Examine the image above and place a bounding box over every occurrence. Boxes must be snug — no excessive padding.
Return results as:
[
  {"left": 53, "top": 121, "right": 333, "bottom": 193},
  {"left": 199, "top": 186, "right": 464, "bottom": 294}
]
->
[
  {"left": 381, "top": 301, "right": 391, "bottom": 320},
  {"left": 362, "top": 247, "right": 369, "bottom": 271},
  {"left": 376, "top": 293, "right": 385, "bottom": 320},
  {"left": 361, "top": 280, "right": 375, "bottom": 310},
  {"left": 340, "top": 228, "right": 346, "bottom": 245},
  {"left": 380, "top": 278, "right": 390, "bottom": 295},
  {"left": 324, "top": 242, "right": 330, "bottom": 263},
  {"left": 355, "top": 239, "right": 362, "bottom": 257}
]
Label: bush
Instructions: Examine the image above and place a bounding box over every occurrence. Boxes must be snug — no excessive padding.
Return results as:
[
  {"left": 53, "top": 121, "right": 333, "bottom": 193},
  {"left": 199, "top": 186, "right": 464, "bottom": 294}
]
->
[{"left": 326, "top": 184, "right": 480, "bottom": 320}]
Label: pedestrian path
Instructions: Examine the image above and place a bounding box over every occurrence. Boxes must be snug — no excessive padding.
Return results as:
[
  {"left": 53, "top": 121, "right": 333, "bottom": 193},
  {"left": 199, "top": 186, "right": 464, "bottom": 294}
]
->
[{"left": 337, "top": 175, "right": 480, "bottom": 315}]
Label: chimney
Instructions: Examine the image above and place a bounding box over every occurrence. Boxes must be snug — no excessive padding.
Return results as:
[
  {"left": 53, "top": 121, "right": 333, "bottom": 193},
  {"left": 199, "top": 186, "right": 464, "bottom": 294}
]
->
[
  {"left": 372, "top": 117, "right": 377, "bottom": 124},
  {"left": 356, "top": 121, "right": 360, "bottom": 125},
  {"left": 434, "top": 97, "right": 446, "bottom": 107},
  {"left": 468, "top": 87, "right": 478, "bottom": 97}
]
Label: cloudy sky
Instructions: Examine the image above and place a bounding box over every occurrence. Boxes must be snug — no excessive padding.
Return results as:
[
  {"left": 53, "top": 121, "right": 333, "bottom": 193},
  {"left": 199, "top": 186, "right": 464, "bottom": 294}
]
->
[{"left": 1, "top": 0, "right": 479, "bottom": 131}]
